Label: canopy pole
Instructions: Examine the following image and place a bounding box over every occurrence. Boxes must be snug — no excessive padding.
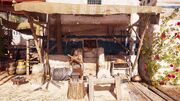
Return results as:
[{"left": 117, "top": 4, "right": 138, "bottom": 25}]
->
[
  {"left": 133, "top": 14, "right": 150, "bottom": 70},
  {"left": 44, "top": 14, "right": 51, "bottom": 84}
]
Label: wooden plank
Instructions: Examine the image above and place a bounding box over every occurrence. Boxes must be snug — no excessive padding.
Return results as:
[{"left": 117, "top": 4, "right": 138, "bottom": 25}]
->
[
  {"left": 0, "top": 71, "right": 6, "bottom": 75},
  {"left": 0, "top": 75, "right": 14, "bottom": 85},
  {"left": 170, "top": 87, "right": 180, "bottom": 97},
  {"left": 93, "top": 78, "right": 115, "bottom": 84},
  {"left": 132, "top": 82, "right": 165, "bottom": 101},
  {"left": 148, "top": 86, "right": 174, "bottom": 101},
  {"left": 156, "top": 86, "right": 180, "bottom": 101},
  {"left": 128, "top": 83, "right": 151, "bottom": 101},
  {"left": 62, "top": 24, "right": 128, "bottom": 33},
  {"left": 14, "top": 2, "right": 162, "bottom": 14},
  {"left": 60, "top": 14, "right": 129, "bottom": 25},
  {"left": 26, "top": 40, "right": 30, "bottom": 75},
  {"left": 63, "top": 37, "right": 127, "bottom": 42},
  {"left": 0, "top": 72, "right": 8, "bottom": 81},
  {"left": 89, "top": 75, "right": 94, "bottom": 101},
  {"left": 115, "top": 76, "right": 121, "bottom": 101}
]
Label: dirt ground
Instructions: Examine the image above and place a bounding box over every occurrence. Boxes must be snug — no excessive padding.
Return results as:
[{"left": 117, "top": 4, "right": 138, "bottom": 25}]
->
[{"left": 0, "top": 73, "right": 130, "bottom": 101}]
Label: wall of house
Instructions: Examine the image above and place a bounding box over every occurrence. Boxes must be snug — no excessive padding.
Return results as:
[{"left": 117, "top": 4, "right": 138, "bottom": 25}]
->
[
  {"left": 101, "top": 0, "right": 139, "bottom": 5},
  {"left": 46, "top": 0, "right": 87, "bottom": 4}
]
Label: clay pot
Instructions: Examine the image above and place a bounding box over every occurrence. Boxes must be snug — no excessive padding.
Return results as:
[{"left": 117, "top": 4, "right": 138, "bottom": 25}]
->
[
  {"left": 7, "top": 62, "right": 16, "bottom": 75},
  {"left": 17, "top": 60, "right": 25, "bottom": 65},
  {"left": 16, "top": 60, "right": 26, "bottom": 75}
]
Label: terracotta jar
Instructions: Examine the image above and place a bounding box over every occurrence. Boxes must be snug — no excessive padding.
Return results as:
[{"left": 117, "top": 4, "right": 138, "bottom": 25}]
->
[
  {"left": 16, "top": 60, "right": 26, "bottom": 75},
  {"left": 7, "top": 62, "right": 16, "bottom": 75}
]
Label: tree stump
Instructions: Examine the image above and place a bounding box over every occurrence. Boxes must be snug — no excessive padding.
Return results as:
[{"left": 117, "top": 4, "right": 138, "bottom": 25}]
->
[{"left": 67, "top": 79, "right": 86, "bottom": 99}]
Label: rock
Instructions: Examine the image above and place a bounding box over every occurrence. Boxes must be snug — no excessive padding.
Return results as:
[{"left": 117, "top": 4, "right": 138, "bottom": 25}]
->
[{"left": 131, "top": 75, "right": 142, "bottom": 82}]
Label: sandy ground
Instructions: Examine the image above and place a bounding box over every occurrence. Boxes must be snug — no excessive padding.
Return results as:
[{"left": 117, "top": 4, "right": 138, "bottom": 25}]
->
[{"left": 0, "top": 75, "right": 130, "bottom": 101}]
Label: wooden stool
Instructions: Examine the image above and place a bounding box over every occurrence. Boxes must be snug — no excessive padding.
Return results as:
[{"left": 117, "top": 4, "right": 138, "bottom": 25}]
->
[{"left": 88, "top": 75, "right": 121, "bottom": 101}]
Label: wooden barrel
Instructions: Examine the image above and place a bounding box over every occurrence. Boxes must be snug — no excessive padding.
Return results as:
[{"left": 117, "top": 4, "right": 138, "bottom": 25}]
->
[{"left": 67, "top": 79, "right": 86, "bottom": 99}]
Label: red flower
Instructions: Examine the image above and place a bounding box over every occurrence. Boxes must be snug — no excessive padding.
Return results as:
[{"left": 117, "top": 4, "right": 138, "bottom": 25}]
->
[
  {"left": 175, "top": 33, "right": 177, "bottom": 36},
  {"left": 177, "top": 35, "right": 180, "bottom": 38},
  {"left": 170, "top": 64, "right": 174, "bottom": 67},
  {"left": 159, "top": 80, "right": 164, "bottom": 85},
  {"left": 167, "top": 74, "right": 171, "bottom": 78},
  {"left": 171, "top": 74, "right": 176, "bottom": 78},
  {"left": 175, "top": 33, "right": 180, "bottom": 39},
  {"left": 167, "top": 77, "right": 170, "bottom": 81},
  {"left": 176, "top": 22, "right": 180, "bottom": 26},
  {"left": 176, "top": 34, "right": 180, "bottom": 38},
  {"left": 161, "top": 33, "right": 166, "bottom": 39},
  {"left": 175, "top": 69, "right": 179, "bottom": 72},
  {"left": 154, "top": 55, "right": 160, "bottom": 60}
]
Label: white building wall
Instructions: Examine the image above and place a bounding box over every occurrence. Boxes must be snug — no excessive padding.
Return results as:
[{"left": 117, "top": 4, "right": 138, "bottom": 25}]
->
[
  {"left": 157, "top": 0, "right": 180, "bottom": 6},
  {"left": 101, "top": 0, "right": 139, "bottom": 5},
  {"left": 46, "top": 0, "right": 140, "bottom": 5},
  {"left": 46, "top": 0, "right": 87, "bottom": 4}
]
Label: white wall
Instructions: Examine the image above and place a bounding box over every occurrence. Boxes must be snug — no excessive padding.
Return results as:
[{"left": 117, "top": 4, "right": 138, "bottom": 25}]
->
[
  {"left": 46, "top": 0, "right": 87, "bottom": 4},
  {"left": 46, "top": 0, "right": 140, "bottom": 5},
  {"left": 102, "top": 0, "right": 139, "bottom": 5},
  {"left": 157, "top": 0, "right": 180, "bottom": 6}
]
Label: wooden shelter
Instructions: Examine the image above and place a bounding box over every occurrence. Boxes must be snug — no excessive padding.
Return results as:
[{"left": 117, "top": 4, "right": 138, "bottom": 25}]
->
[
  {"left": 0, "top": 0, "right": 163, "bottom": 80},
  {"left": 1, "top": 1, "right": 180, "bottom": 101}
]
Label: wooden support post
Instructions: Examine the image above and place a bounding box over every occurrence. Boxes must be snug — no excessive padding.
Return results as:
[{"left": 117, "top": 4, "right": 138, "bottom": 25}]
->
[
  {"left": 26, "top": 15, "right": 43, "bottom": 63},
  {"left": 26, "top": 40, "right": 30, "bottom": 76},
  {"left": 133, "top": 15, "right": 150, "bottom": 69},
  {"left": 45, "top": 14, "right": 50, "bottom": 77},
  {"left": 56, "top": 14, "right": 63, "bottom": 54},
  {"left": 115, "top": 76, "right": 121, "bottom": 101},
  {"left": 89, "top": 75, "right": 94, "bottom": 101},
  {"left": 96, "top": 39, "right": 99, "bottom": 73}
]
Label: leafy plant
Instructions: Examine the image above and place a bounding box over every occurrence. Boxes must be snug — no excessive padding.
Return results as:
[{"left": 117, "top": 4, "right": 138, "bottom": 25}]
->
[{"left": 142, "top": 8, "right": 180, "bottom": 85}]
